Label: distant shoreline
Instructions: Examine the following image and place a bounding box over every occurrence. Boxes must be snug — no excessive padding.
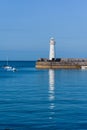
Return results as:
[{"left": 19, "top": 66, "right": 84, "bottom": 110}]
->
[{"left": 0, "top": 60, "right": 36, "bottom": 62}]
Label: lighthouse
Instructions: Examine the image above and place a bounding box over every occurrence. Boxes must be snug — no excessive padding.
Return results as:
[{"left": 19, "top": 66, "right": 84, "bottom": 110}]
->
[{"left": 49, "top": 38, "right": 56, "bottom": 60}]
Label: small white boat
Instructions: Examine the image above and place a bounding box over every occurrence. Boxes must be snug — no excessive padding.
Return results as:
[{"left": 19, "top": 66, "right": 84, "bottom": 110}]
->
[
  {"left": 3, "top": 65, "right": 17, "bottom": 72},
  {"left": 3, "top": 58, "right": 17, "bottom": 72}
]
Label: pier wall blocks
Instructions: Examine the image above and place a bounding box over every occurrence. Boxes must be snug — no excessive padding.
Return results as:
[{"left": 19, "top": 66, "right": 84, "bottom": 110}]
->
[{"left": 36, "top": 62, "right": 81, "bottom": 69}]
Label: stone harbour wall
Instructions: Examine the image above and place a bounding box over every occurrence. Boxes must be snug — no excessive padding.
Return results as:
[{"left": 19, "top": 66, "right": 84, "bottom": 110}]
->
[{"left": 36, "top": 58, "right": 87, "bottom": 69}]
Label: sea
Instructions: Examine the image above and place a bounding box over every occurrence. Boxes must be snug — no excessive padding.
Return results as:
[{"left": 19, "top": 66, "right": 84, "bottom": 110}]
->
[{"left": 0, "top": 61, "right": 87, "bottom": 130}]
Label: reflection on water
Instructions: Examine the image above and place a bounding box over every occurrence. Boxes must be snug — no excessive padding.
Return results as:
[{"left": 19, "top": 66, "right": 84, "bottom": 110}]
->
[{"left": 49, "top": 69, "right": 55, "bottom": 120}]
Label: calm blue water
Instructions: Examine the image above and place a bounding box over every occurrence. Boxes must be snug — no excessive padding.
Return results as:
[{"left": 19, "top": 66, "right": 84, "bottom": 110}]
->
[{"left": 0, "top": 61, "right": 87, "bottom": 130}]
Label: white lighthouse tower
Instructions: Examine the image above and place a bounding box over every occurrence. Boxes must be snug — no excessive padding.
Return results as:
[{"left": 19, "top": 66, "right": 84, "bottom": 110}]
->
[{"left": 49, "top": 38, "right": 56, "bottom": 60}]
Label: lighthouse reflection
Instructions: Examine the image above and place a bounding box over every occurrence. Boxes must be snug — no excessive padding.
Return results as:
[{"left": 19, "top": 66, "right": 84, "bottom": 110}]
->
[{"left": 48, "top": 69, "right": 55, "bottom": 119}]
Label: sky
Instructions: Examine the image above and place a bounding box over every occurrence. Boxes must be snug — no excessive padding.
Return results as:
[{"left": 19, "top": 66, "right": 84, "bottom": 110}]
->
[{"left": 0, "top": 0, "right": 87, "bottom": 60}]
